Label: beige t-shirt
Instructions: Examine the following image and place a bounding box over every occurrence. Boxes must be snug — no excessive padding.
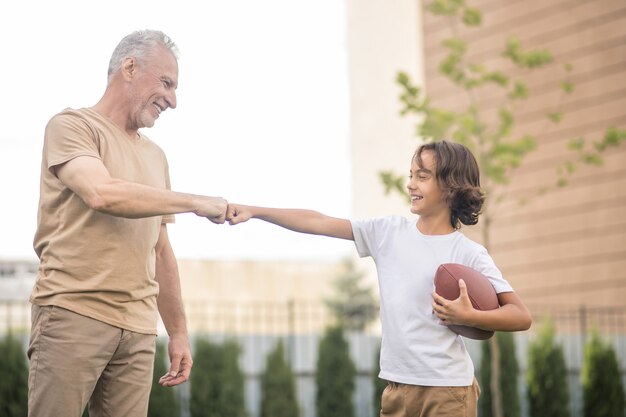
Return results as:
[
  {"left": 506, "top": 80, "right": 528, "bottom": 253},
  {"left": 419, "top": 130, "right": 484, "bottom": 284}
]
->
[{"left": 31, "top": 107, "right": 175, "bottom": 334}]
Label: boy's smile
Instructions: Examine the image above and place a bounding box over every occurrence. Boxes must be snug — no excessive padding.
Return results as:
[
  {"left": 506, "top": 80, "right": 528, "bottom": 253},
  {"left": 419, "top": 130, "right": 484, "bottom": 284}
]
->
[{"left": 407, "top": 150, "right": 450, "bottom": 222}]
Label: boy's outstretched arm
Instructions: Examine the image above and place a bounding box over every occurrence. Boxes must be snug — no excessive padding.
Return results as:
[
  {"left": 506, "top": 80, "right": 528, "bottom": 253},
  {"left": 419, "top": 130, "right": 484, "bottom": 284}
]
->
[{"left": 226, "top": 204, "right": 354, "bottom": 240}]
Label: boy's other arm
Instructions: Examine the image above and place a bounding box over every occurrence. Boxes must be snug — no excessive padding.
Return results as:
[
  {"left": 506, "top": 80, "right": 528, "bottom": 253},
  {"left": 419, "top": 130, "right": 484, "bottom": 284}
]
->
[
  {"left": 227, "top": 204, "right": 354, "bottom": 240},
  {"left": 432, "top": 280, "right": 532, "bottom": 332}
]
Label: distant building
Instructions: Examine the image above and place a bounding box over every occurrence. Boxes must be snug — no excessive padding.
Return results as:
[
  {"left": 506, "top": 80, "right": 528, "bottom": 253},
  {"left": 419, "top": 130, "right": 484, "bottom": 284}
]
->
[
  {"left": 0, "top": 260, "right": 37, "bottom": 333},
  {"left": 176, "top": 258, "right": 351, "bottom": 335},
  {"left": 0, "top": 260, "right": 37, "bottom": 302},
  {"left": 0, "top": 258, "right": 353, "bottom": 336}
]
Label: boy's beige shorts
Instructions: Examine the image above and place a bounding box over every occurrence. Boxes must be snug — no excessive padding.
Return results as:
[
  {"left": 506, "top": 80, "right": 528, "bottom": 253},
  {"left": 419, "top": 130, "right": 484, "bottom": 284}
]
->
[{"left": 380, "top": 377, "right": 481, "bottom": 417}]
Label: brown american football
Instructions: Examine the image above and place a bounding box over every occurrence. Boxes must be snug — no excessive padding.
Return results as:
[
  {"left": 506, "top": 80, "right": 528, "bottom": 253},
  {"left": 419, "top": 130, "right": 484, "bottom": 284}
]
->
[{"left": 434, "top": 263, "right": 499, "bottom": 340}]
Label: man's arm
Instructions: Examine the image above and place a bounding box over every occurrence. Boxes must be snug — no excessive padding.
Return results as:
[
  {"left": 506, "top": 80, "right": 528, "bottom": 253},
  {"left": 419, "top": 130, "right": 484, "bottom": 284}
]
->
[
  {"left": 226, "top": 204, "right": 354, "bottom": 240},
  {"left": 55, "top": 155, "right": 227, "bottom": 222},
  {"left": 154, "top": 224, "right": 193, "bottom": 387}
]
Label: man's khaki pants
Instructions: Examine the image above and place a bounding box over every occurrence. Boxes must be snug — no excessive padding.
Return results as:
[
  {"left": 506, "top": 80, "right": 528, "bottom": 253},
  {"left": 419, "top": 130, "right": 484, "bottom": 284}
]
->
[
  {"left": 28, "top": 305, "right": 156, "bottom": 417},
  {"left": 380, "top": 378, "right": 481, "bottom": 417}
]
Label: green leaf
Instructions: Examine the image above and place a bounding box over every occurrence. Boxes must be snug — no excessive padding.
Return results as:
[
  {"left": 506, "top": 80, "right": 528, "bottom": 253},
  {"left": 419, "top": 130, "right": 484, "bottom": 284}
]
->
[
  {"left": 396, "top": 71, "right": 428, "bottom": 116},
  {"left": 581, "top": 153, "right": 603, "bottom": 166},
  {"left": 561, "top": 81, "right": 574, "bottom": 94},
  {"left": 442, "top": 37, "right": 467, "bottom": 54},
  {"left": 379, "top": 171, "right": 410, "bottom": 203},
  {"left": 547, "top": 112, "right": 563, "bottom": 123},
  {"left": 509, "top": 81, "right": 528, "bottom": 100},
  {"left": 494, "top": 107, "right": 513, "bottom": 140},
  {"left": 483, "top": 70, "right": 509, "bottom": 87},
  {"left": 396, "top": 71, "right": 409, "bottom": 84},
  {"left": 462, "top": 7, "right": 482, "bottom": 26},
  {"left": 523, "top": 50, "right": 553, "bottom": 68},
  {"left": 503, "top": 37, "right": 553, "bottom": 69},
  {"left": 486, "top": 135, "right": 536, "bottom": 184},
  {"left": 567, "top": 137, "right": 585, "bottom": 151},
  {"left": 426, "top": 0, "right": 465, "bottom": 17},
  {"left": 595, "top": 127, "right": 626, "bottom": 151},
  {"left": 420, "top": 108, "right": 457, "bottom": 140}
]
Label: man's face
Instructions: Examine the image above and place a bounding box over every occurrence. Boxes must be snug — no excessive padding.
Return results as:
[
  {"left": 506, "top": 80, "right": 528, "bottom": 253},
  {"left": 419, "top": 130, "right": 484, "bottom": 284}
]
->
[{"left": 130, "top": 46, "right": 178, "bottom": 129}]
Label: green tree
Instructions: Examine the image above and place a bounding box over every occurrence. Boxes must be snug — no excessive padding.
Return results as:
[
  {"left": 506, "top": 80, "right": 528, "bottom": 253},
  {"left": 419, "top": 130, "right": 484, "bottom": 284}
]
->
[
  {"left": 316, "top": 325, "right": 356, "bottom": 417},
  {"left": 0, "top": 333, "right": 28, "bottom": 417},
  {"left": 148, "top": 340, "right": 180, "bottom": 417},
  {"left": 324, "top": 258, "right": 378, "bottom": 331},
  {"left": 526, "top": 318, "right": 570, "bottom": 417},
  {"left": 387, "top": 2, "right": 626, "bottom": 416},
  {"left": 220, "top": 340, "right": 246, "bottom": 417},
  {"left": 581, "top": 330, "right": 625, "bottom": 417},
  {"left": 479, "top": 332, "right": 520, "bottom": 417},
  {"left": 190, "top": 338, "right": 220, "bottom": 417},
  {"left": 260, "top": 339, "right": 299, "bottom": 417},
  {"left": 372, "top": 343, "right": 387, "bottom": 416},
  {"left": 189, "top": 338, "right": 246, "bottom": 417}
]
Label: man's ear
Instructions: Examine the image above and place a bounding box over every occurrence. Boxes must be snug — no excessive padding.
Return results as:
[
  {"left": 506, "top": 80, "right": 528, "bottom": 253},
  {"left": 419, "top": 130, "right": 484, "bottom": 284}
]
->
[{"left": 121, "top": 57, "right": 136, "bottom": 80}]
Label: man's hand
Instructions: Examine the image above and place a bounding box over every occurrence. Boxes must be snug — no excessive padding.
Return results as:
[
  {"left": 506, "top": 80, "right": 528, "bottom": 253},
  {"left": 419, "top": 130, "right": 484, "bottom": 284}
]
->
[
  {"left": 226, "top": 204, "right": 253, "bottom": 225},
  {"left": 195, "top": 196, "right": 228, "bottom": 224},
  {"left": 431, "top": 279, "right": 476, "bottom": 326},
  {"left": 159, "top": 334, "right": 193, "bottom": 387}
]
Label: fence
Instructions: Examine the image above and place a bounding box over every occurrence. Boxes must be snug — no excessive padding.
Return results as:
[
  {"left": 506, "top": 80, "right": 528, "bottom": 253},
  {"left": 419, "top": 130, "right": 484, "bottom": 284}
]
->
[
  {"left": 184, "top": 299, "right": 334, "bottom": 335},
  {"left": 2, "top": 300, "right": 626, "bottom": 417}
]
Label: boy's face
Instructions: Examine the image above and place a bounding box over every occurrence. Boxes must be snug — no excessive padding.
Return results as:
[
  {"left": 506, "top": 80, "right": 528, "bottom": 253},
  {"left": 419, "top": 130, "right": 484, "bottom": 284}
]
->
[{"left": 407, "top": 150, "right": 450, "bottom": 218}]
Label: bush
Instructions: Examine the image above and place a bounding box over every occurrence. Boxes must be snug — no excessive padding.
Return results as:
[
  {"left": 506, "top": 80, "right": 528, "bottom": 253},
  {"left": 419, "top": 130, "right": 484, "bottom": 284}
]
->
[
  {"left": 148, "top": 339, "right": 180, "bottom": 417},
  {"left": 479, "top": 332, "right": 520, "bottom": 417},
  {"left": 526, "top": 319, "right": 571, "bottom": 417},
  {"left": 324, "top": 259, "right": 378, "bottom": 331},
  {"left": 315, "top": 325, "right": 356, "bottom": 417},
  {"left": 0, "top": 333, "right": 28, "bottom": 417},
  {"left": 260, "top": 339, "right": 299, "bottom": 417},
  {"left": 189, "top": 338, "right": 246, "bottom": 417},
  {"left": 581, "top": 330, "right": 625, "bottom": 417},
  {"left": 372, "top": 343, "right": 386, "bottom": 416}
]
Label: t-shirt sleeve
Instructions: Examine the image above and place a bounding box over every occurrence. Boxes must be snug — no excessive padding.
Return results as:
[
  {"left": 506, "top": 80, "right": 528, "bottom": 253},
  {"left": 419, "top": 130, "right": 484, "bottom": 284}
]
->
[
  {"left": 469, "top": 247, "right": 514, "bottom": 294},
  {"left": 44, "top": 111, "right": 101, "bottom": 171},
  {"left": 351, "top": 217, "right": 383, "bottom": 258}
]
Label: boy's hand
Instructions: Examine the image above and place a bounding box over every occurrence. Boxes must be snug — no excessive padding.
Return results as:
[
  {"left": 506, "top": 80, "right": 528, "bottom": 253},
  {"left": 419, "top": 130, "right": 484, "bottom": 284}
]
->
[
  {"left": 226, "top": 204, "right": 252, "bottom": 225},
  {"left": 431, "top": 279, "right": 475, "bottom": 326}
]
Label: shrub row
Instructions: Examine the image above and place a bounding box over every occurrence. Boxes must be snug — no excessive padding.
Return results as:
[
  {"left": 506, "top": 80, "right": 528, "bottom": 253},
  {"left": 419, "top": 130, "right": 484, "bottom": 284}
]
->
[{"left": 2, "top": 319, "right": 624, "bottom": 417}]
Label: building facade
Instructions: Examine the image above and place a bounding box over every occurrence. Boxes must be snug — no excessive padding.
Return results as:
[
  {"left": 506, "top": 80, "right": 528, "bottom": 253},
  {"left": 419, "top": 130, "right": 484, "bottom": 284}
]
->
[{"left": 418, "top": 0, "right": 626, "bottom": 313}]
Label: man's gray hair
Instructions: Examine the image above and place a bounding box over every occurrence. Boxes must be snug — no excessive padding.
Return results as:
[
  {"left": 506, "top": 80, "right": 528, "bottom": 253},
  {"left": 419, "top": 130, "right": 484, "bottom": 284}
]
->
[{"left": 107, "top": 30, "right": 179, "bottom": 83}]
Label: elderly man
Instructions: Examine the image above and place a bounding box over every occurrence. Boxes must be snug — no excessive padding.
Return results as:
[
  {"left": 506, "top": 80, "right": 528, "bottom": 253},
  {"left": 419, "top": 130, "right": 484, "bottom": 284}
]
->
[{"left": 29, "top": 30, "right": 226, "bottom": 417}]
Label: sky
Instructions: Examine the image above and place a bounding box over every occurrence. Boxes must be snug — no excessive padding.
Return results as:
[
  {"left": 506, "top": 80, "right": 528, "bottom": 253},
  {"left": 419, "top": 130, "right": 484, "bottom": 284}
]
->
[{"left": 0, "top": 0, "right": 354, "bottom": 262}]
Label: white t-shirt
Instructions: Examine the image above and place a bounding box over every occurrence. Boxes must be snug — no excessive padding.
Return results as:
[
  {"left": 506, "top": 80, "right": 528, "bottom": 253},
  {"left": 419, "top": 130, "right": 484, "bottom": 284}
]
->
[{"left": 351, "top": 215, "right": 513, "bottom": 386}]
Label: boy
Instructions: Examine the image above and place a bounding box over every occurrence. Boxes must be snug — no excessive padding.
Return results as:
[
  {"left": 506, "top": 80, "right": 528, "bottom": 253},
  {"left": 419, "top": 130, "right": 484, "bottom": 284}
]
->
[{"left": 226, "top": 140, "right": 532, "bottom": 417}]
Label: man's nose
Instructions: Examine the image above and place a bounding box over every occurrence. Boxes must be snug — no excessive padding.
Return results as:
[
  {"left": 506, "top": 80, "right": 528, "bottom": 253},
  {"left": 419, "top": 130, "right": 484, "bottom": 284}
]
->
[{"left": 166, "top": 90, "right": 177, "bottom": 109}]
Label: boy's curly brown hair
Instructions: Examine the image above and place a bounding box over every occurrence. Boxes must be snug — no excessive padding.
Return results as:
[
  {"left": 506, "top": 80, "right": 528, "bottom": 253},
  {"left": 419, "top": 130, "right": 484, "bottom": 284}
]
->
[{"left": 414, "top": 140, "right": 485, "bottom": 229}]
